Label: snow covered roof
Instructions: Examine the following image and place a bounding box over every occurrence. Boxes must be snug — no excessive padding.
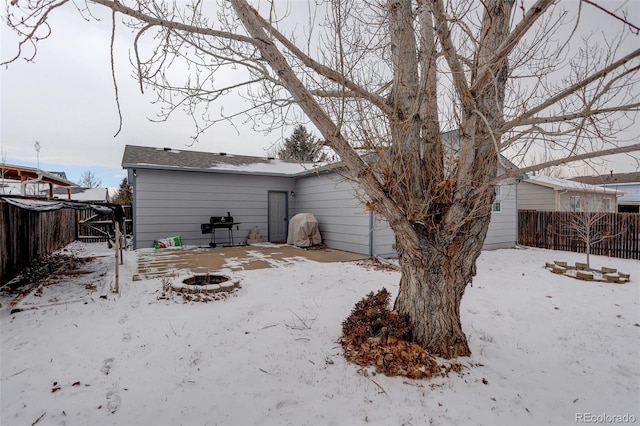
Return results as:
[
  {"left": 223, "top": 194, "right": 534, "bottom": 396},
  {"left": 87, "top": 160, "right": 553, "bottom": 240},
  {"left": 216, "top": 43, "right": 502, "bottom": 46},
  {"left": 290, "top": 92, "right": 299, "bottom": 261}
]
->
[
  {"left": 50, "top": 187, "right": 110, "bottom": 202},
  {"left": 0, "top": 163, "right": 76, "bottom": 187},
  {"left": 1, "top": 196, "right": 114, "bottom": 215},
  {"left": 570, "top": 171, "right": 640, "bottom": 186},
  {"left": 524, "top": 174, "right": 622, "bottom": 195},
  {"left": 121, "top": 145, "right": 324, "bottom": 177}
]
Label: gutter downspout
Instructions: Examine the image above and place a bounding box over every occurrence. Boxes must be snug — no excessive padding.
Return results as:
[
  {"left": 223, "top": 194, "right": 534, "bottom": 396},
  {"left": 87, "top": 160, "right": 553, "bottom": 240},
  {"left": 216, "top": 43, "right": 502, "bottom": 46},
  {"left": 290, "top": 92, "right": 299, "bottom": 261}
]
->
[
  {"left": 515, "top": 178, "right": 519, "bottom": 246},
  {"left": 369, "top": 211, "right": 374, "bottom": 257},
  {"left": 555, "top": 189, "right": 568, "bottom": 211},
  {"left": 131, "top": 168, "right": 137, "bottom": 250}
]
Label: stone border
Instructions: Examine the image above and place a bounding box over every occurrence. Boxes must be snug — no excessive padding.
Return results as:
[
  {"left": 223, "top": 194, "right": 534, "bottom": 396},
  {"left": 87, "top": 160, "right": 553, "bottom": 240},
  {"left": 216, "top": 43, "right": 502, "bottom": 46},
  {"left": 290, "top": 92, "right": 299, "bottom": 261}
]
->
[
  {"left": 170, "top": 273, "right": 241, "bottom": 294},
  {"left": 544, "top": 261, "right": 630, "bottom": 284}
]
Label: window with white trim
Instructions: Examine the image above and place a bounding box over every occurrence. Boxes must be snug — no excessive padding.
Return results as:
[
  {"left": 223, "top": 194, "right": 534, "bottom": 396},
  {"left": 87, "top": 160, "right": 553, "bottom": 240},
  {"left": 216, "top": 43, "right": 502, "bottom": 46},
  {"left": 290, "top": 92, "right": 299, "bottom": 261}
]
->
[
  {"left": 602, "top": 197, "right": 611, "bottom": 212},
  {"left": 492, "top": 186, "right": 501, "bottom": 213},
  {"left": 570, "top": 195, "right": 582, "bottom": 212}
]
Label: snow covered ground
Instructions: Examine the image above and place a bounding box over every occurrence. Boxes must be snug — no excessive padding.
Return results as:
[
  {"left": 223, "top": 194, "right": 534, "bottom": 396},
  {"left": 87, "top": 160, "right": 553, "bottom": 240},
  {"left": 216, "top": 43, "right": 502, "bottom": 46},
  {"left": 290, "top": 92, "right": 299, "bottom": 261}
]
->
[{"left": 1, "top": 242, "right": 638, "bottom": 426}]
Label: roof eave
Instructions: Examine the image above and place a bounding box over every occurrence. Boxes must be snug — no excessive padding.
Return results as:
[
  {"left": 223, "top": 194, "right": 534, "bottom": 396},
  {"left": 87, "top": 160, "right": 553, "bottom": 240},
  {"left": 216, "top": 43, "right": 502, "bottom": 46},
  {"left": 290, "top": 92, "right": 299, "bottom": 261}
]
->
[
  {"left": 525, "top": 178, "right": 621, "bottom": 195},
  {"left": 121, "top": 162, "right": 296, "bottom": 178}
]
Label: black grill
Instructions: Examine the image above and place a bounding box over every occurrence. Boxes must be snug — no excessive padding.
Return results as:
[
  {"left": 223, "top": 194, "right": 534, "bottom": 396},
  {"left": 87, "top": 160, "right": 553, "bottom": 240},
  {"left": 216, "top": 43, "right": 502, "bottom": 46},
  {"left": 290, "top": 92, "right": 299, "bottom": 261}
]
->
[
  {"left": 210, "top": 215, "right": 235, "bottom": 229},
  {"left": 201, "top": 212, "right": 241, "bottom": 247}
]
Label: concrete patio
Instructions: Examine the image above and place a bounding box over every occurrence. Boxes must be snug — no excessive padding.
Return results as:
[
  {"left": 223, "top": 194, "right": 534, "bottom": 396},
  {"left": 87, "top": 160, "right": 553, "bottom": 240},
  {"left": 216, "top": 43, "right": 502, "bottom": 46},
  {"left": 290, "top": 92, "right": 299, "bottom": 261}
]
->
[{"left": 133, "top": 244, "right": 371, "bottom": 280}]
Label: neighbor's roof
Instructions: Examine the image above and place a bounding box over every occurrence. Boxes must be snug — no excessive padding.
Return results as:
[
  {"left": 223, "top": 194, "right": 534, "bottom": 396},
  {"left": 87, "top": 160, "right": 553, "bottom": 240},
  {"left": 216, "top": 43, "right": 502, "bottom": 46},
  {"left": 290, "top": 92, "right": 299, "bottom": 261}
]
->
[
  {"left": 121, "top": 145, "right": 322, "bottom": 177},
  {"left": 49, "top": 187, "right": 110, "bottom": 202},
  {"left": 570, "top": 172, "right": 640, "bottom": 186},
  {"left": 524, "top": 174, "right": 622, "bottom": 195},
  {"left": 0, "top": 163, "right": 77, "bottom": 187}
]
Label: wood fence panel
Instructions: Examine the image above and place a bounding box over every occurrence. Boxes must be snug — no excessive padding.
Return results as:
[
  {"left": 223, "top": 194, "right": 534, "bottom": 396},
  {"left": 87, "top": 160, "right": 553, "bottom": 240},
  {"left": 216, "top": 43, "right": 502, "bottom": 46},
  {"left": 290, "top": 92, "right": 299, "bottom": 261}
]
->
[
  {"left": 1, "top": 200, "right": 77, "bottom": 285},
  {"left": 518, "top": 210, "right": 640, "bottom": 260},
  {"left": 76, "top": 205, "right": 132, "bottom": 243}
]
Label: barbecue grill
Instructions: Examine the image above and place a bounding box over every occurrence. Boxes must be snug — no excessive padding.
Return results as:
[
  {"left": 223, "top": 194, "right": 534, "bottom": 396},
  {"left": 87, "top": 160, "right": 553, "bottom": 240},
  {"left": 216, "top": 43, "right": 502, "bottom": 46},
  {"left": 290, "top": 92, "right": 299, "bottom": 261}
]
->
[{"left": 200, "top": 212, "right": 241, "bottom": 247}]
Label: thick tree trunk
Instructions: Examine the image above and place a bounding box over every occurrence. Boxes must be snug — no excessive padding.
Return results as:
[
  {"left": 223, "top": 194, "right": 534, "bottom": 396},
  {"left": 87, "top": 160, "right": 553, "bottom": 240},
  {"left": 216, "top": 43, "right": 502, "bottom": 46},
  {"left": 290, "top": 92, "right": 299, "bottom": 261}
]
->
[
  {"left": 392, "top": 200, "right": 493, "bottom": 359},
  {"left": 393, "top": 249, "right": 471, "bottom": 359}
]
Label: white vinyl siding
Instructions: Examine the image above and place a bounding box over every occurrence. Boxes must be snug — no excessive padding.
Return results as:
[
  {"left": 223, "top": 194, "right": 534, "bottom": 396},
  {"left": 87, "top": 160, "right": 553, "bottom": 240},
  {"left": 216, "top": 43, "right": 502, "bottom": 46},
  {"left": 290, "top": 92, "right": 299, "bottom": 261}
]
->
[{"left": 517, "top": 181, "right": 557, "bottom": 211}]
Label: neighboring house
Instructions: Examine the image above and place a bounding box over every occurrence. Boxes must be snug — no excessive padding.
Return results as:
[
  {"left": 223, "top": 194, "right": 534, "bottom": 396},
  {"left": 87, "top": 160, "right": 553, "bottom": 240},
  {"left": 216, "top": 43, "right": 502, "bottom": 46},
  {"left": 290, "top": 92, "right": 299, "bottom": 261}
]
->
[
  {"left": 570, "top": 172, "right": 640, "bottom": 214},
  {"left": 49, "top": 187, "right": 111, "bottom": 203},
  {"left": 518, "top": 174, "right": 623, "bottom": 212},
  {"left": 121, "top": 145, "right": 518, "bottom": 254},
  {"left": 0, "top": 163, "right": 76, "bottom": 198},
  {"left": 48, "top": 171, "right": 69, "bottom": 180}
]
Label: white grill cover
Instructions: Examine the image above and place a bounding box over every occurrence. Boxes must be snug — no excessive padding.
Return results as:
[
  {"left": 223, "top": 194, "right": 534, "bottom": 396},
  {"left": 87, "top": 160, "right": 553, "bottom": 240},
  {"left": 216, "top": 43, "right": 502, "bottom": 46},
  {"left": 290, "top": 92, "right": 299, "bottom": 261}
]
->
[{"left": 287, "top": 213, "right": 322, "bottom": 247}]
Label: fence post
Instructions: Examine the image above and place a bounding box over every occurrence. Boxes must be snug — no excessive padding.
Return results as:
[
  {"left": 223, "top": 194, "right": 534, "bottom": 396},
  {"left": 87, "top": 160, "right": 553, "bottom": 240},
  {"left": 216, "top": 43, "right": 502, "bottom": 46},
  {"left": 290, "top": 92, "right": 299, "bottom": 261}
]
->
[{"left": 114, "top": 222, "right": 120, "bottom": 294}]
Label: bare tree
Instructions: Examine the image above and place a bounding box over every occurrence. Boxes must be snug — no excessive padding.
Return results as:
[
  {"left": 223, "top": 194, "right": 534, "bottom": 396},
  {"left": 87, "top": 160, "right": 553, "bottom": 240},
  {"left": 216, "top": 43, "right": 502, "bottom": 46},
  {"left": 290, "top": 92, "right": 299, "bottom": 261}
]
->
[
  {"left": 78, "top": 170, "right": 102, "bottom": 188},
  {"left": 559, "top": 211, "right": 625, "bottom": 269},
  {"left": 4, "top": 0, "right": 639, "bottom": 358},
  {"left": 555, "top": 190, "right": 627, "bottom": 269}
]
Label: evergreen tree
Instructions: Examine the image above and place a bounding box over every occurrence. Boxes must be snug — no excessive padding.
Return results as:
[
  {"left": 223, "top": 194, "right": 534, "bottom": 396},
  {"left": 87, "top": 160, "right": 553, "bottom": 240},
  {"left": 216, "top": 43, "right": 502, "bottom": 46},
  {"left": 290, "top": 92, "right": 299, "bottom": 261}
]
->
[
  {"left": 112, "top": 177, "right": 133, "bottom": 204},
  {"left": 278, "top": 125, "right": 328, "bottom": 162}
]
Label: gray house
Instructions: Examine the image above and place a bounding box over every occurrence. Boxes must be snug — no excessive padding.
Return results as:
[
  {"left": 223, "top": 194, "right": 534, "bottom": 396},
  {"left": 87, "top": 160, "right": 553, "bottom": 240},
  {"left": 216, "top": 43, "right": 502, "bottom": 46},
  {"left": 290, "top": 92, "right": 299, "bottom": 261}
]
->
[
  {"left": 122, "top": 145, "right": 518, "bottom": 255},
  {"left": 518, "top": 174, "right": 622, "bottom": 212},
  {"left": 570, "top": 172, "right": 640, "bottom": 213}
]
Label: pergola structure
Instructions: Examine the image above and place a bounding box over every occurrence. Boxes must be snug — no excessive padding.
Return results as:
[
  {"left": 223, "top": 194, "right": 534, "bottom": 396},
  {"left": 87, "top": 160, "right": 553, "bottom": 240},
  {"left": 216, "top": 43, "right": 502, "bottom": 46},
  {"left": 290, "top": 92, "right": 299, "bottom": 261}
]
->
[{"left": 0, "top": 163, "right": 76, "bottom": 198}]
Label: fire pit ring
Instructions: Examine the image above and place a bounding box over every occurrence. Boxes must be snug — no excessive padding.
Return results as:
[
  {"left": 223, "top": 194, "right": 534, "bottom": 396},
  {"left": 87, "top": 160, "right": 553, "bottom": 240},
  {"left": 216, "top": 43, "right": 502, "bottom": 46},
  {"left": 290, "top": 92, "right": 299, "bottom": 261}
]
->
[{"left": 171, "top": 273, "right": 240, "bottom": 294}]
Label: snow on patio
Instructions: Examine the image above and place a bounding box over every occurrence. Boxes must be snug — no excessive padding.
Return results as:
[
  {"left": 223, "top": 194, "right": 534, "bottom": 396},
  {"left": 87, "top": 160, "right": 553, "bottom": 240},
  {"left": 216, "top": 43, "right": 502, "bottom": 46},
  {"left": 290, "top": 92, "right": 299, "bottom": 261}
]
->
[{"left": 1, "top": 242, "right": 638, "bottom": 426}]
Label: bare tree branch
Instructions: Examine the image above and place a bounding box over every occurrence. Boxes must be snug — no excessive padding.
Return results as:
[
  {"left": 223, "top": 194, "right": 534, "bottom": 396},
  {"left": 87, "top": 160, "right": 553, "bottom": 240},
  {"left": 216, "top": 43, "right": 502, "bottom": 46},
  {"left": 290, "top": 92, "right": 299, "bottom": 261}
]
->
[
  {"left": 89, "top": 0, "right": 257, "bottom": 45},
  {"left": 501, "top": 103, "right": 640, "bottom": 133},
  {"left": 581, "top": 0, "right": 640, "bottom": 34},
  {"left": 503, "top": 48, "right": 640, "bottom": 131},
  {"left": 498, "top": 142, "right": 640, "bottom": 180},
  {"left": 250, "top": 8, "right": 392, "bottom": 115},
  {"left": 110, "top": 9, "right": 123, "bottom": 137}
]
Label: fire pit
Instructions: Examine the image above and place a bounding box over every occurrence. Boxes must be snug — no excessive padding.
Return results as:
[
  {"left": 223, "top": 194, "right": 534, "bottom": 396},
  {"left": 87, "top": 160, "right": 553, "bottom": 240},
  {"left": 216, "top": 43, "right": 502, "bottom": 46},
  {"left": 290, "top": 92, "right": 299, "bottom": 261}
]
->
[{"left": 170, "top": 273, "right": 240, "bottom": 294}]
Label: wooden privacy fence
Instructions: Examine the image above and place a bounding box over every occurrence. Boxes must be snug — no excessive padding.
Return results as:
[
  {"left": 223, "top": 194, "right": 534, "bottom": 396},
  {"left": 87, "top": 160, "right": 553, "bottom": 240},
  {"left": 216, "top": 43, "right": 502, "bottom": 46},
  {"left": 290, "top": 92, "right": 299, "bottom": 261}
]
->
[
  {"left": 518, "top": 210, "right": 640, "bottom": 260},
  {"left": 77, "top": 205, "right": 132, "bottom": 243},
  {"left": 0, "top": 199, "right": 77, "bottom": 285}
]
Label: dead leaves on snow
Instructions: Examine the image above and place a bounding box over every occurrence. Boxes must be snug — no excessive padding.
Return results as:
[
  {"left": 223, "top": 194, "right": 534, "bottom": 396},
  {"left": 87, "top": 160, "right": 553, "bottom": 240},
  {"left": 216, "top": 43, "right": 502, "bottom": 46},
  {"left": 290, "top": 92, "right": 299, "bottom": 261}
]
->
[
  {"left": 356, "top": 258, "right": 399, "bottom": 272},
  {"left": 340, "top": 288, "right": 453, "bottom": 380}
]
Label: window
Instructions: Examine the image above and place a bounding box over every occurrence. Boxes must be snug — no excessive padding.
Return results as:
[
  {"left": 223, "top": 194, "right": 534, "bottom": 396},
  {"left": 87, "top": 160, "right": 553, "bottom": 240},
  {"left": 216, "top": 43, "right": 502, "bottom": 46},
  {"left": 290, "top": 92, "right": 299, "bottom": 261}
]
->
[
  {"left": 602, "top": 197, "right": 611, "bottom": 212},
  {"left": 570, "top": 196, "right": 582, "bottom": 212},
  {"left": 492, "top": 186, "right": 501, "bottom": 212}
]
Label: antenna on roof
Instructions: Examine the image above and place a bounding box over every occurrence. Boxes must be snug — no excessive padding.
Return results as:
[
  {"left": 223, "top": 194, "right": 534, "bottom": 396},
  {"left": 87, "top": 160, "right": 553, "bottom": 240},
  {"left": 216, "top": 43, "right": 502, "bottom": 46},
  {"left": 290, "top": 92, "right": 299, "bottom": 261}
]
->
[{"left": 34, "top": 141, "right": 41, "bottom": 168}]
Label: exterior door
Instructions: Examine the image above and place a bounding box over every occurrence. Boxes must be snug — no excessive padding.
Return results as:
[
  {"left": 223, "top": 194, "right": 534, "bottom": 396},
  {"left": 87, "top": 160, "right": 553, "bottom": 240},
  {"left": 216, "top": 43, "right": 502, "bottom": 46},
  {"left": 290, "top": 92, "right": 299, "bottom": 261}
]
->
[{"left": 268, "top": 191, "right": 288, "bottom": 243}]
